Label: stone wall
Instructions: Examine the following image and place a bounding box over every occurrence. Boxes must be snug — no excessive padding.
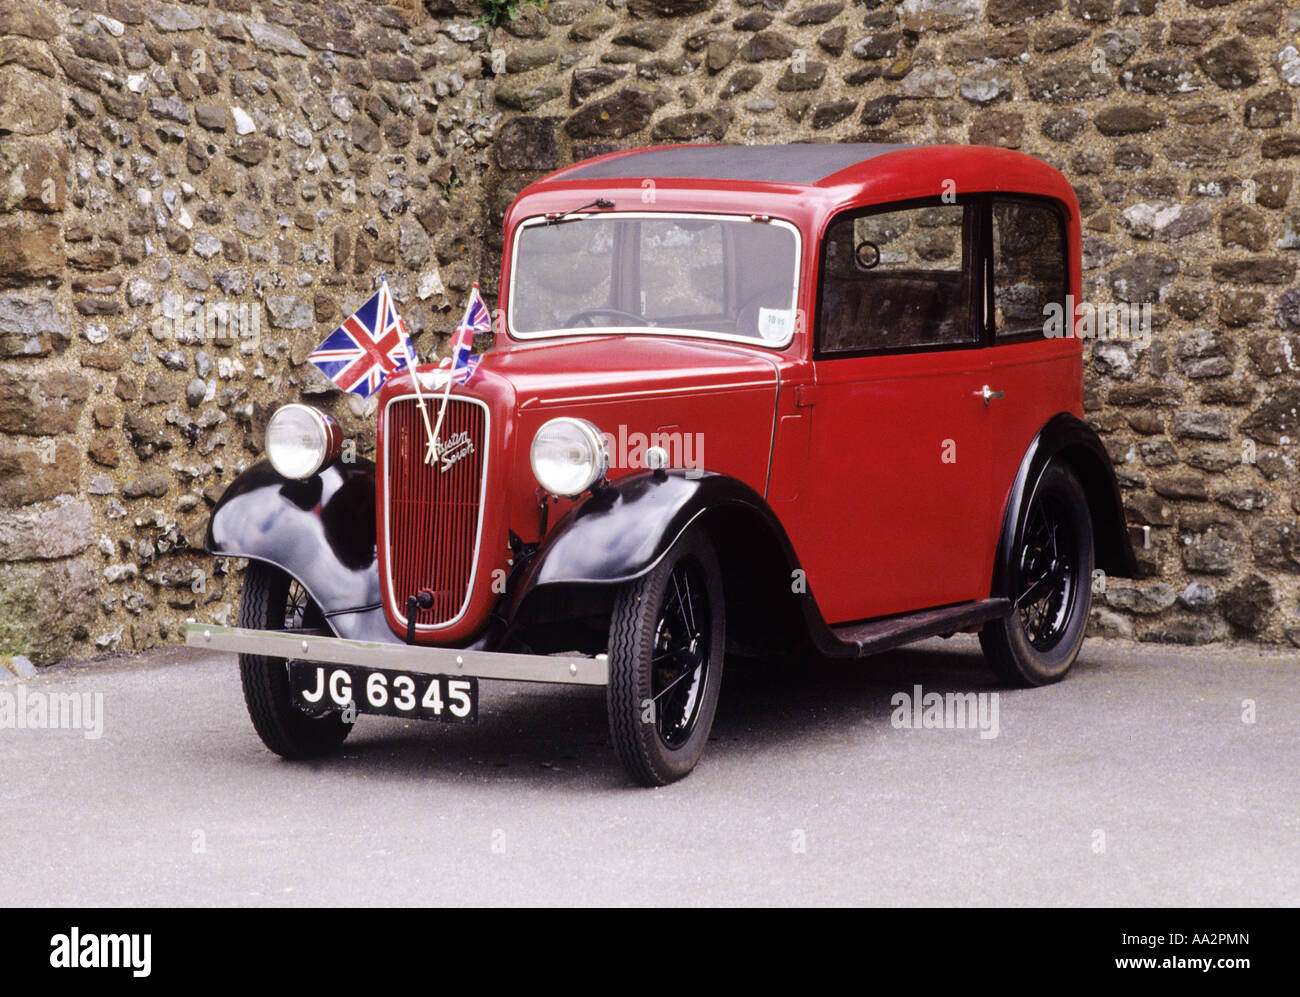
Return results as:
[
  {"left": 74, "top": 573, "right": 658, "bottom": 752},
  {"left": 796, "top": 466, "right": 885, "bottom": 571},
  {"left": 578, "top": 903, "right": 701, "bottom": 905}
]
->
[
  {"left": 1, "top": 0, "right": 1299, "bottom": 664},
  {"left": 0, "top": 0, "right": 497, "bottom": 662}
]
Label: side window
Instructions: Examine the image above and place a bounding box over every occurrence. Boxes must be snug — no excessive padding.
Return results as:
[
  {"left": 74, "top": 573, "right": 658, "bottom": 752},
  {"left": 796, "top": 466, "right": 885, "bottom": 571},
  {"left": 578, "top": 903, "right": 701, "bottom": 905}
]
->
[
  {"left": 992, "top": 199, "right": 1067, "bottom": 338},
  {"left": 818, "top": 202, "right": 974, "bottom": 355}
]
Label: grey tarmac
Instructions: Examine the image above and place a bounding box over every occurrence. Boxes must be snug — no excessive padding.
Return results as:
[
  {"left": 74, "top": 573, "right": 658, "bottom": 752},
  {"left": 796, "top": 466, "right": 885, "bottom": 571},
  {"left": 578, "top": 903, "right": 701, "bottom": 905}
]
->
[{"left": 1, "top": 636, "right": 1296, "bottom": 907}]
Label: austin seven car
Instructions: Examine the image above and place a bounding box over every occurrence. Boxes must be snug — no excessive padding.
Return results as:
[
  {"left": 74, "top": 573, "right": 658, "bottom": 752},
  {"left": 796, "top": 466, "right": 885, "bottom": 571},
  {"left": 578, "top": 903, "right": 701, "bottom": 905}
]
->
[{"left": 190, "top": 143, "right": 1138, "bottom": 785}]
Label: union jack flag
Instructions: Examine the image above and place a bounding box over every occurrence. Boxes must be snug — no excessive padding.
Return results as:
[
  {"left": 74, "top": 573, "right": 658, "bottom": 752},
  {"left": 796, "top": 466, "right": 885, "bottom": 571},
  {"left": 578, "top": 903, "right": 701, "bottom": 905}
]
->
[
  {"left": 447, "top": 283, "right": 490, "bottom": 383},
  {"left": 308, "top": 280, "right": 414, "bottom": 399}
]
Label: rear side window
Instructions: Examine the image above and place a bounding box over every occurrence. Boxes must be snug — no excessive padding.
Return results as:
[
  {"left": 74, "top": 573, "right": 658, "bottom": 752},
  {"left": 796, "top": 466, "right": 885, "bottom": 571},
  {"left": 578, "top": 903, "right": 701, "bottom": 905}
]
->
[
  {"left": 992, "top": 199, "right": 1067, "bottom": 339},
  {"left": 818, "top": 202, "right": 975, "bottom": 355}
]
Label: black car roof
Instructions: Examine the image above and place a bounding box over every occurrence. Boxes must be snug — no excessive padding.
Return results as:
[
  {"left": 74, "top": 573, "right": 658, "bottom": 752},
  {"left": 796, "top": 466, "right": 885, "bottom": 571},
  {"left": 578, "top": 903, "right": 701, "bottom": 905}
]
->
[{"left": 553, "top": 143, "right": 916, "bottom": 186}]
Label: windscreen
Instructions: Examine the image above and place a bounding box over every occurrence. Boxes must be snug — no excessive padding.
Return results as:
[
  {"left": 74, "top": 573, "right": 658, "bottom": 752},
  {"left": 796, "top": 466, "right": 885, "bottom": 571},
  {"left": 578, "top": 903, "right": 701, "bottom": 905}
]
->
[{"left": 509, "top": 214, "right": 800, "bottom": 345}]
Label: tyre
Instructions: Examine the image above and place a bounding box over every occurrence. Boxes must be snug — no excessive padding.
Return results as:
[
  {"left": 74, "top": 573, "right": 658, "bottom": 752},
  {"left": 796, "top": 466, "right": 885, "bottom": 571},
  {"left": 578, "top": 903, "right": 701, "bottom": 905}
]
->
[
  {"left": 237, "top": 561, "right": 352, "bottom": 758},
  {"left": 606, "top": 529, "right": 726, "bottom": 786},
  {"left": 981, "top": 462, "right": 1094, "bottom": 687}
]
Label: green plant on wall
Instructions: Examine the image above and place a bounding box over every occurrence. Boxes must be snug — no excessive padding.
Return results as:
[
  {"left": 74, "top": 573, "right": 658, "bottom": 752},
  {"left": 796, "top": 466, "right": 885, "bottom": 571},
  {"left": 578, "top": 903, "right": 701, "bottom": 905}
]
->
[
  {"left": 478, "top": 0, "right": 546, "bottom": 27},
  {"left": 0, "top": 584, "right": 33, "bottom": 660},
  {"left": 438, "top": 174, "right": 462, "bottom": 199},
  {"left": 0, "top": 633, "right": 30, "bottom": 660}
]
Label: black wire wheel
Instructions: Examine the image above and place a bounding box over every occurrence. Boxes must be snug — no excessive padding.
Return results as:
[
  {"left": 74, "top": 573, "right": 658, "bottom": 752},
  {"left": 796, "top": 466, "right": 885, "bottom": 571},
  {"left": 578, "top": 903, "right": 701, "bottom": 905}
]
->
[
  {"left": 606, "top": 529, "right": 726, "bottom": 786},
  {"left": 980, "top": 462, "right": 1094, "bottom": 687},
  {"left": 1018, "top": 492, "right": 1078, "bottom": 650},
  {"left": 237, "top": 561, "right": 352, "bottom": 759}
]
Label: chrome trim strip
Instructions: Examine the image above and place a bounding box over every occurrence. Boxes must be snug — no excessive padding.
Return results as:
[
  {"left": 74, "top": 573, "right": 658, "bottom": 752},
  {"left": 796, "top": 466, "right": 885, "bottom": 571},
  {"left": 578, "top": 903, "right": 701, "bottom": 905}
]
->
[
  {"left": 186, "top": 623, "right": 609, "bottom": 687},
  {"left": 380, "top": 392, "right": 492, "bottom": 634}
]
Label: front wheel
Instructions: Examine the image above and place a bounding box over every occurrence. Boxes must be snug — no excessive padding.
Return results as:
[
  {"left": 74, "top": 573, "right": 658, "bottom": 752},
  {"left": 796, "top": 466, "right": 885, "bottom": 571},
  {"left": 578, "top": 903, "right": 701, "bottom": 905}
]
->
[
  {"left": 237, "top": 562, "right": 352, "bottom": 758},
  {"left": 606, "top": 529, "right": 726, "bottom": 786},
  {"left": 980, "top": 462, "right": 1094, "bottom": 687}
]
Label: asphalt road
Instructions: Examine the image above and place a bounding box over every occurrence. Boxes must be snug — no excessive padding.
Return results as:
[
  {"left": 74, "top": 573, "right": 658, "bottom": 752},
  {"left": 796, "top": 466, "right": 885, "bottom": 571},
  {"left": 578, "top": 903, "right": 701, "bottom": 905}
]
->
[{"left": 1, "top": 635, "right": 1297, "bottom": 907}]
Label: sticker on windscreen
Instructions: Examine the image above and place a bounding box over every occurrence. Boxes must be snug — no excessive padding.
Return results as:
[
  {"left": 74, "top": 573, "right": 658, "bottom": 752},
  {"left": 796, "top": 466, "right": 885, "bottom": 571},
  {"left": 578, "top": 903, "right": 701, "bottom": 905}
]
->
[{"left": 757, "top": 307, "right": 794, "bottom": 342}]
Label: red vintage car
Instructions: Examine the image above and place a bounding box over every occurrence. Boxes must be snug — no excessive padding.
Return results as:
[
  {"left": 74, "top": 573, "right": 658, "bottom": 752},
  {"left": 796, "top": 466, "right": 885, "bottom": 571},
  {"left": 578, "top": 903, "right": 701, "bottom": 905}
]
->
[{"left": 192, "top": 143, "right": 1137, "bottom": 785}]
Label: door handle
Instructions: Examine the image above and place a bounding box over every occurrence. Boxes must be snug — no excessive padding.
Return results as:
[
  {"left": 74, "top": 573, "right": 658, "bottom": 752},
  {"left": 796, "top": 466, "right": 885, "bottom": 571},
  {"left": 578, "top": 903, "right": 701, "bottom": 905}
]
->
[{"left": 975, "top": 385, "right": 1005, "bottom": 405}]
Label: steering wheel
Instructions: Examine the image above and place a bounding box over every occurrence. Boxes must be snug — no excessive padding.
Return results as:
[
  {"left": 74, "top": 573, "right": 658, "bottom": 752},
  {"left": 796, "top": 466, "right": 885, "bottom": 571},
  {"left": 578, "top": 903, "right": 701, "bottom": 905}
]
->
[{"left": 562, "top": 307, "right": 655, "bottom": 328}]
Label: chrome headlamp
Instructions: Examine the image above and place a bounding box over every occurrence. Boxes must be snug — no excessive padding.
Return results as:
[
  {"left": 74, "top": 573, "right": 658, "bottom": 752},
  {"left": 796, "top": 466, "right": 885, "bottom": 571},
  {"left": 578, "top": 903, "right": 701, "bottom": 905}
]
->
[
  {"left": 530, "top": 417, "right": 609, "bottom": 497},
  {"left": 265, "top": 404, "right": 342, "bottom": 480}
]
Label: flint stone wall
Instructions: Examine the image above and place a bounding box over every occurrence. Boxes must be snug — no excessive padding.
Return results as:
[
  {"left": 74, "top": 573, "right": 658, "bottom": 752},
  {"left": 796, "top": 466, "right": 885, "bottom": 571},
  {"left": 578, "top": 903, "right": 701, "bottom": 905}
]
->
[{"left": 0, "top": 0, "right": 1298, "bottom": 664}]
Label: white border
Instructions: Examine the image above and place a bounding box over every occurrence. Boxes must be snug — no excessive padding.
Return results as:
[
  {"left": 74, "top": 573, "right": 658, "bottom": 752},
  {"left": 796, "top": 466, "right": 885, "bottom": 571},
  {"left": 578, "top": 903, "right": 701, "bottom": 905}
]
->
[
  {"left": 506, "top": 211, "right": 804, "bottom": 349},
  {"left": 381, "top": 392, "right": 492, "bottom": 634}
]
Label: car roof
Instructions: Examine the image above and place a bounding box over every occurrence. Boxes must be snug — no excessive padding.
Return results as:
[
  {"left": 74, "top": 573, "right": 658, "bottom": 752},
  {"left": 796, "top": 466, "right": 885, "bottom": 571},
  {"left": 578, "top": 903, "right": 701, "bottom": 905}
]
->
[
  {"left": 551, "top": 143, "right": 915, "bottom": 186},
  {"left": 517, "top": 144, "right": 1080, "bottom": 231}
]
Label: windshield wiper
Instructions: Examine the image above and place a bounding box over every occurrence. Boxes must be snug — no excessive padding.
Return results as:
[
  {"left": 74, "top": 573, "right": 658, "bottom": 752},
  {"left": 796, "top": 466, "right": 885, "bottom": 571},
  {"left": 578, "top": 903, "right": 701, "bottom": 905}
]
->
[{"left": 545, "top": 198, "right": 614, "bottom": 225}]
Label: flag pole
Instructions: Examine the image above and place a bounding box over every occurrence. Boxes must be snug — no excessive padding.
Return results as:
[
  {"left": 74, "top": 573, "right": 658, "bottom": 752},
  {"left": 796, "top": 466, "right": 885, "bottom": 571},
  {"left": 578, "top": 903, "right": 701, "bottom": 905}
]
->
[
  {"left": 404, "top": 317, "right": 441, "bottom": 465},
  {"left": 384, "top": 277, "right": 440, "bottom": 465},
  {"left": 427, "top": 339, "right": 458, "bottom": 463},
  {"left": 428, "top": 281, "right": 478, "bottom": 462}
]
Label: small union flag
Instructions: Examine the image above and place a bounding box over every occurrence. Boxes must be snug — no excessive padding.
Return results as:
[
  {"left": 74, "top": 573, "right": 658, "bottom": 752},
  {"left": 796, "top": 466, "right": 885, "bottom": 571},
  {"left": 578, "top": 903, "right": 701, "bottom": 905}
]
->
[
  {"left": 308, "top": 280, "right": 413, "bottom": 399},
  {"left": 447, "top": 283, "right": 490, "bottom": 384}
]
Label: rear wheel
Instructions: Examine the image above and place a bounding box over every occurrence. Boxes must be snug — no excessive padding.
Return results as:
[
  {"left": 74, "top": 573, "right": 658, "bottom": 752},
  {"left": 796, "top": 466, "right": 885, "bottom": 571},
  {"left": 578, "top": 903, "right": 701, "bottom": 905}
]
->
[
  {"left": 981, "top": 462, "right": 1094, "bottom": 687},
  {"left": 606, "top": 529, "right": 725, "bottom": 786},
  {"left": 237, "top": 562, "right": 352, "bottom": 758}
]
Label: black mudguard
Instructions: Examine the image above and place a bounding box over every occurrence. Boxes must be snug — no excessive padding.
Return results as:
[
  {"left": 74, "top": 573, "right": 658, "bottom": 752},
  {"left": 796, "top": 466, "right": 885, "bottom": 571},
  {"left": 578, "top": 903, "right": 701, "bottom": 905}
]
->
[
  {"left": 508, "top": 470, "right": 843, "bottom": 655},
  {"left": 514, "top": 471, "right": 779, "bottom": 589},
  {"left": 204, "top": 458, "right": 397, "bottom": 643},
  {"left": 993, "top": 412, "right": 1139, "bottom": 598}
]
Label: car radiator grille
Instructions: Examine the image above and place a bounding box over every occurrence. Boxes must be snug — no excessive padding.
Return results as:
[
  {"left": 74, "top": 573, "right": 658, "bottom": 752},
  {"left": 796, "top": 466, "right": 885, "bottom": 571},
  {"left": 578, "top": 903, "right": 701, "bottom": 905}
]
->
[{"left": 384, "top": 396, "right": 487, "bottom": 629}]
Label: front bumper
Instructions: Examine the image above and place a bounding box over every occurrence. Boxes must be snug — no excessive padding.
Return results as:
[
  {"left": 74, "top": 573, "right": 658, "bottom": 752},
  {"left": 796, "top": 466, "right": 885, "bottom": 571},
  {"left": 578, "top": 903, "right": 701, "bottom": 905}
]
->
[{"left": 185, "top": 623, "right": 609, "bottom": 686}]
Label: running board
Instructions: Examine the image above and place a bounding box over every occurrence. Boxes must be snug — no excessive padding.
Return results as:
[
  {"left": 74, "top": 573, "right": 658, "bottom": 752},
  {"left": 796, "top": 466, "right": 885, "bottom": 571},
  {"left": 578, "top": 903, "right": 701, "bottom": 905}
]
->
[{"left": 827, "top": 598, "right": 1012, "bottom": 658}]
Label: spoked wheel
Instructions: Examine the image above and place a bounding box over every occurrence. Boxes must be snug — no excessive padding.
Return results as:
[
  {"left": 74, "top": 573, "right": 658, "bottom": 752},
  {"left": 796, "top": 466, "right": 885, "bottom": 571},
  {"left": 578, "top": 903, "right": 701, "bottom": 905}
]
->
[
  {"left": 1018, "top": 492, "right": 1078, "bottom": 649},
  {"left": 980, "top": 462, "right": 1094, "bottom": 687},
  {"left": 237, "top": 562, "right": 352, "bottom": 758},
  {"left": 607, "top": 529, "right": 725, "bottom": 786}
]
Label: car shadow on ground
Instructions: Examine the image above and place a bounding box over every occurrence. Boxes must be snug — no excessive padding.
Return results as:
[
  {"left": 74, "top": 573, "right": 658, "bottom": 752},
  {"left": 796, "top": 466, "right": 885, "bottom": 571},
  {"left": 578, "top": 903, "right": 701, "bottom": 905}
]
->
[{"left": 230, "top": 636, "right": 1096, "bottom": 789}]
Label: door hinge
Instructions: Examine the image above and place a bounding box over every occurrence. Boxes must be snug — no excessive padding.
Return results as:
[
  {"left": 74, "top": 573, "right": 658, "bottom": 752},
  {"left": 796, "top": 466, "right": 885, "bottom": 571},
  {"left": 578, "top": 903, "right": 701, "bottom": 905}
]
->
[{"left": 795, "top": 384, "right": 819, "bottom": 408}]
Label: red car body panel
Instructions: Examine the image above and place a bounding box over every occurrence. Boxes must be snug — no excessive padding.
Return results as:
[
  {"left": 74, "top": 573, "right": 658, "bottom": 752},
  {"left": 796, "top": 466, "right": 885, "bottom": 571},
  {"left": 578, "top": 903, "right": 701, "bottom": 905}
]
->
[{"left": 377, "top": 144, "right": 1086, "bottom": 641}]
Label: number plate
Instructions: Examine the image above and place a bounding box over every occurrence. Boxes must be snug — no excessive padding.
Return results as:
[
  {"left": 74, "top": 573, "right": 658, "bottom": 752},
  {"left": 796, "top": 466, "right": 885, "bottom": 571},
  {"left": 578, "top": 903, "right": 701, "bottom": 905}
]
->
[{"left": 289, "top": 662, "right": 477, "bottom": 723}]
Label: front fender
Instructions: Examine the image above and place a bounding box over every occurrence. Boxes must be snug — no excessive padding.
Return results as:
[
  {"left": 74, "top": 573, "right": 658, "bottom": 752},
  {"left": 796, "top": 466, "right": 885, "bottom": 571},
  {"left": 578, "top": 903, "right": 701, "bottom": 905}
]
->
[
  {"left": 520, "top": 470, "right": 755, "bottom": 589},
  {"left": 507, "top": 470, "right": 844, "bottom": 655},
  {"left": 205, "top": 458, "right": 396, "bottom": 643}
]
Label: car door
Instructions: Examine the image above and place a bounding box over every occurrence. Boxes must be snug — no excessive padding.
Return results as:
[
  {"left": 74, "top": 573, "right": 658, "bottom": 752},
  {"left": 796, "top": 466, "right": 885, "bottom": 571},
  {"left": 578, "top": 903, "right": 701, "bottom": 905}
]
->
[
  {"left": 984, "top": 196, "right": 1082, "bottom": 524},
  {"left": 785, "top": 198, "right": 995, "bottom": 624}
]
